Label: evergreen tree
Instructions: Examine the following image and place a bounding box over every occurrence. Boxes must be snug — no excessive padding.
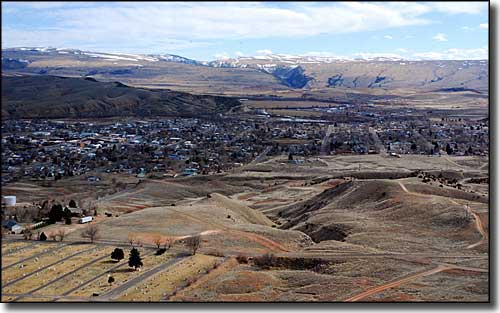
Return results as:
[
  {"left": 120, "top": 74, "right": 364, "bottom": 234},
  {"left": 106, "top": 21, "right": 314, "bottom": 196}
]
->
[
  {"left": 48, "top": 204, "right": 64, "bottom": 223},
  {"left": 111, "top": 248, "right": 124, "bottom": 262},
  {"left": 64, "top": 208, "right": 72, "bottom": 225},
  {"left": 128, "top": 248, "right": 143, "bottom": 270}
]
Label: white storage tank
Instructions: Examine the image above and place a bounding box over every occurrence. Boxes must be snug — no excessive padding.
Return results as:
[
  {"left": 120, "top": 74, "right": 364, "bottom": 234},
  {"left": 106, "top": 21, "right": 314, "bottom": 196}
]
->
[{"left": 2, "top": 196, "right": 16, "bottom": 206}]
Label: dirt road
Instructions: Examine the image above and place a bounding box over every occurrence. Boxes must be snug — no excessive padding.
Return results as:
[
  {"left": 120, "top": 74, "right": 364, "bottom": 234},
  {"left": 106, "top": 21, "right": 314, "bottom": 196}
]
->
[
  {"left": 344, "top": 180, "right": 489, "bottom": 302},
  {"left": 344, "top": 262, "right": 487, "bottom": 302},
  {"left": 466, "top": 210, "right": 487, "bottom": 249},
  {"left": 345, "top": 265, "right": 450, "bottom": 302}
]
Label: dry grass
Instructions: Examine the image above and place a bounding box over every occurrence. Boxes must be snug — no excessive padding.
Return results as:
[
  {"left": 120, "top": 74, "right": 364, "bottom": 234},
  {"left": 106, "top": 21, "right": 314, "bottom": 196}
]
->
[
  {"left": 69, "top": 248, "right": 170, "bottom": 298},
  {"left": 116, "top": 254, "right": 220, "bottom": 301},
  {"left": 2, "top": 242, "right": 59, "bottom": 268},
  {"left": 4, "top": 247, "right": 108, "bottom": 294},
  {"left": 2, "top": 244, "right": 92, "bottom": 284}
]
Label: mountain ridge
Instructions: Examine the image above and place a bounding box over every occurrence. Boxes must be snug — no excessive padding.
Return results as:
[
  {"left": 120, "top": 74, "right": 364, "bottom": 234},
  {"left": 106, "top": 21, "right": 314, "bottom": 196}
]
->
[
  {"left": 1, "top": 74, "right": 241, "bottom": 119},
  {"left": 2, "top": 47, "right": 489, "bottom": 92}
]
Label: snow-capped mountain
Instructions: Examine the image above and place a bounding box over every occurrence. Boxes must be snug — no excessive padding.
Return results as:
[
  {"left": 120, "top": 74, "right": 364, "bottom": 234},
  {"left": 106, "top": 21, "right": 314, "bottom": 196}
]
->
[
  {"left": 1, "top": 47, "right": 488, "bottom": 92},
  {"left": 2, "top": 47, "right": 203, "bottom": 66}
]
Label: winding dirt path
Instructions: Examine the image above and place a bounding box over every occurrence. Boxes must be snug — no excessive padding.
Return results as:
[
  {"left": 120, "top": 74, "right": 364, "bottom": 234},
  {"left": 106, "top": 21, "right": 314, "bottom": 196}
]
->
[
  {"left": 164, "top": 206, "right": 289, "bottom": 252},
  {"left": 466, "top": 210, "right": 487, "bottom": 249},
  {"left": 344, "top": 263, "right": 487, "bottom": 302},
  {"left": 344, "top": 181, "right": 489, "bottom": 302},
  {"left": 398, "top": 181, "right": 486, "bottom": 249},
  {"left": 345, "top": 265, "right": 450, "bottom": 302}
]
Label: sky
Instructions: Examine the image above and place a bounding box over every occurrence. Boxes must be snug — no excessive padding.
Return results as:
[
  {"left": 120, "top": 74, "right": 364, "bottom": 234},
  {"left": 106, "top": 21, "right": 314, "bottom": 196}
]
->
[{"left": 1, "top": 1, "right": 489, "bottom": 61}]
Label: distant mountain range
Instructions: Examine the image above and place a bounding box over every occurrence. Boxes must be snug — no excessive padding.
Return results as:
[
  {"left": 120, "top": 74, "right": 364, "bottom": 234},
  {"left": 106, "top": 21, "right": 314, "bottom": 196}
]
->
[{"left": 2, "top": 47, "right": 489, "bottom": 93}]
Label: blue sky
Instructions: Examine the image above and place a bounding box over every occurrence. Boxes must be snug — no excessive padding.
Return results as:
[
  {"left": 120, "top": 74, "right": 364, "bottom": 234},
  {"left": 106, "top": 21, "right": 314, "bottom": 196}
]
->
[{"left": 1, "top": 1, "right": 489, "bottom": 60}]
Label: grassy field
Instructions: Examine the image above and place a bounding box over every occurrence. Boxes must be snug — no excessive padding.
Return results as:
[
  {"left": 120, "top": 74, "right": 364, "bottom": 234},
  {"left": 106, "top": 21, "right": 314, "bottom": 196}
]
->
[
  {"left": 116, "top": 254, "right": 221, "bottom": 301},
  {"left": 2, "top": 244, "right": 91, "bottom": 284},
  {"left": 68, "top": 247, "right": 172, "bottom": 299},
  {"left": 3, "top": 247, "right": 109, "bottom": 295}
]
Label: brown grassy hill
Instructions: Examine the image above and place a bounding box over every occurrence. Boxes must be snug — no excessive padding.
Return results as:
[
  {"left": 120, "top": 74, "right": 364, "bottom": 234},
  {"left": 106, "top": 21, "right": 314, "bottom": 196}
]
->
[
  {"left": 275, "top": 179, "right": 485, "bottom": 253},
  {"left": 1, "top": 75, "right": 241, "bottom": 119}
]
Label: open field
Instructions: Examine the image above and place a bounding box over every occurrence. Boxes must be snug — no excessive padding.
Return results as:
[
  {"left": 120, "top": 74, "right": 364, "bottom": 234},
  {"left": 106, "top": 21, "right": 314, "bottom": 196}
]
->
[{"left": 116, "top": 254, "right": 221, "bottom": 301}]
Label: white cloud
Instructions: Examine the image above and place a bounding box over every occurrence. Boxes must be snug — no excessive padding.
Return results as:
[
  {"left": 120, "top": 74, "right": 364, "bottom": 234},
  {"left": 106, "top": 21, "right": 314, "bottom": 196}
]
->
[
  {"left": 256, "top": 49, "right": 273, "bottom": 55},
  {"left": 432, "top": 33, "right": 448, "bottom": 42},
  {"left": 1, "top": 27, "right": 210, "bottom": 54},
  {"left": 302, "top": 51, "right": 351, "bottom": 59},
  {"left": 412, "top": 47, "right": 488, "bottom": 60},
  {"left": 462, "top": 26, "right": 473, "bottom": 31},
  {"left": 428, "top": 2, "right": 487, "bottom": 15},
  {"left": 395, "top": 48, "right": 409, "bottom": 53},
  {"left": 353, "top": 52, "right": 405, "bottom": 60},
  {"left": 1, "top": 2, "right": 488, "bottom": 55},
  {"left": 383, "top": 35, "right": 393, "bottom": 40},
  {"left": 480, "top": 23, "right": 488, "bottom": 29},
  {"left": 2, "top": 2, "right": 435, "bottom": 51},
  {"left": 214, "top": 52, "right": 230, "bottom": 60},
  {"left": 235, "top": 51, "right": 245, "bottom": 57}
]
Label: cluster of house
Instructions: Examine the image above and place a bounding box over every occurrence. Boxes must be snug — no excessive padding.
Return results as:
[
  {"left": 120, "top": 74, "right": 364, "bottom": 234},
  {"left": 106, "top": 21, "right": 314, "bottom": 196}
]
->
[
  {"left": 321, "top": 117, "right": 488, "bottom": 156},
  {"left": 1, "top": 109, "right": 488, "bottom": 184},
  {"left": 2, "top": 118, "right": 323, "bottom": 183}
]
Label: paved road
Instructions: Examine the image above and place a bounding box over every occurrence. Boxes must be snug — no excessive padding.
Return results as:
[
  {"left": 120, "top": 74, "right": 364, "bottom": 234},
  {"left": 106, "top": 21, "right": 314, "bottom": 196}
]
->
[
  {"left": 96, "top": 256, "right": 186, "bottom": 301},
  {"left": 320, "top": 125, "right": 334, "bottom": 155},
  {"left": 368, "top": 127, "right": 387, "bottom": 156},
  {"left": 56, "top": 249, "right": 159, "bottom": 301},
  {"left": 247, "top": 146, "right": 272, "bottom": 166}
]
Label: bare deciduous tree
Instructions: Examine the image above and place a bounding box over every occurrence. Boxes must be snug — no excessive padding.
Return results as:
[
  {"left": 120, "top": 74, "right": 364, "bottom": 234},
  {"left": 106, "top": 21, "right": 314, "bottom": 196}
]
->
[
  {"left": 152, "top": 234, "right": 163, "bottom": 249},
  {"left": 162, "top": 236, "right": 174, "bottom": 250},
  {"left": 127, "top": 233, "right": 137, "bottom": 247},
  {"left": 23, "top": 228, "right": 33, "bottom": 240},
  {"left": 81, "top": 224, "right": 99, "bottom": 243},
  {"left": 186, "top": 235, "right": 201, "bottom": 255}
]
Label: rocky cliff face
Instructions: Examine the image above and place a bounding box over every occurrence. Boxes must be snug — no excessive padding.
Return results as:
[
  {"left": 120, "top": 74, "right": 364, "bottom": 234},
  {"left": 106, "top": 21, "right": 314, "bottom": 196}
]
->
[{"left": 271, "top": 66, "right": 311, "bottom": 88}]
